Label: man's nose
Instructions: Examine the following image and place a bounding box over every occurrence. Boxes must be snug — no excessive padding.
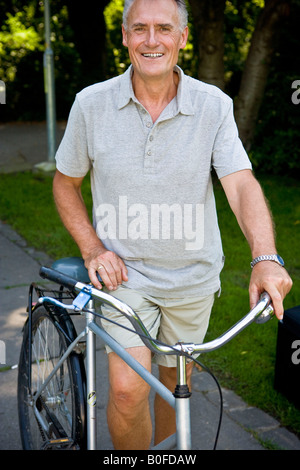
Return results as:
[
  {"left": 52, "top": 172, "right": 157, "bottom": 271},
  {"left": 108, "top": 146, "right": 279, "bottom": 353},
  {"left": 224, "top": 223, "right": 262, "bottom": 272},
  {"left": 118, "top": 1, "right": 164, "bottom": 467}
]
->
[{"left": 145, "top": 27, "right": 160, "bottom": 47}]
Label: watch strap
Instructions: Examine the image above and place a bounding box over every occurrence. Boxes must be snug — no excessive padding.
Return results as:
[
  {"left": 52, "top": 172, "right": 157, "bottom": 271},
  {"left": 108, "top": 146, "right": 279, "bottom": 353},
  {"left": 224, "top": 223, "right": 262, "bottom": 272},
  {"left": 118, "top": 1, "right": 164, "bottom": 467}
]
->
[{"left": 250, "top": 254, "right": 284, "bottom": 269}]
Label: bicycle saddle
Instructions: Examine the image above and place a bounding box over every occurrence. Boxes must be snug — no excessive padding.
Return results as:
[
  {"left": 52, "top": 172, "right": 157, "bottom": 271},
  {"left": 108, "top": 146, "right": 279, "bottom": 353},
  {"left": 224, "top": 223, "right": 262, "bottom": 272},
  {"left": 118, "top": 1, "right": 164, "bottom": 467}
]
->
[{"left": 51, "top": 257, "right": 91, "bottom": 284}]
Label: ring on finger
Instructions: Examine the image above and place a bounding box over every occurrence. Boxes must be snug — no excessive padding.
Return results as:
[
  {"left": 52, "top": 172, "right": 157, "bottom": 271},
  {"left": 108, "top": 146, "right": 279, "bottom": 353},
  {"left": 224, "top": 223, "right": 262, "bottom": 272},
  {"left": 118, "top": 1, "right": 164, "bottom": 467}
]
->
[{"left": 97, "top": 265, "right": 105, "bottom": 270}]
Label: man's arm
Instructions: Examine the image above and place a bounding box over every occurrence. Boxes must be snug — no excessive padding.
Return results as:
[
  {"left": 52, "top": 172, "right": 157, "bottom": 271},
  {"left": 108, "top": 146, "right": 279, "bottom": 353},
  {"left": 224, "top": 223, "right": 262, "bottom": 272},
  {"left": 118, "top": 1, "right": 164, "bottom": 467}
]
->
[
  {"left": 53, "top": 170, "right": 128, "bottom": 290},
  {"left": 220, "top": 169, "right": 292, "bottom": 319}
]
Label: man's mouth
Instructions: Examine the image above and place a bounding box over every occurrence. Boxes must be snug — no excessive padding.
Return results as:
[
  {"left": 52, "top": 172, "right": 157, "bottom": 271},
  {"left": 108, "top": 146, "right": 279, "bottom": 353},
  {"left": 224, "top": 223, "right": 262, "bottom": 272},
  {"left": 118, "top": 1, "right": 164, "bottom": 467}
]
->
[{"left": 142, "top": 53, "right": 164, "bottom": 58}]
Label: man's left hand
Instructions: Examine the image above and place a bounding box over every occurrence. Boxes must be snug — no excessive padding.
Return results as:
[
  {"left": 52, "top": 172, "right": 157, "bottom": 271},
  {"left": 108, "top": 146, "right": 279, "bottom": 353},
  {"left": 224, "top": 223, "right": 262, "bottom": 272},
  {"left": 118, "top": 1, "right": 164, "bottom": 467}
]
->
[{"left": 249, "top": 262, "right": 293, "bottom": 320}]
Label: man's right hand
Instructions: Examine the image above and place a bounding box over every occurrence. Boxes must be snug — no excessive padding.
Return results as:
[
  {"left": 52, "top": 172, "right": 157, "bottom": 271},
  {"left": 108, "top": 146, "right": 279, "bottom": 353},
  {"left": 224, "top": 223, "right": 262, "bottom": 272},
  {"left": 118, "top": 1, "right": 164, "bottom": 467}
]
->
[{"left": 84, "top": 246, "right": 128, "bottom": 291}]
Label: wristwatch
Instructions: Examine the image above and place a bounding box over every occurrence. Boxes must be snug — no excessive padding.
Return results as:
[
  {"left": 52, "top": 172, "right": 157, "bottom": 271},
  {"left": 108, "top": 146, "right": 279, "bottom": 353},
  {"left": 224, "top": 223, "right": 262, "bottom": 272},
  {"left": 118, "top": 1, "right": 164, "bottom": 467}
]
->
[{"left": 250, "top": 254, "right": 285, "bottom": 269}]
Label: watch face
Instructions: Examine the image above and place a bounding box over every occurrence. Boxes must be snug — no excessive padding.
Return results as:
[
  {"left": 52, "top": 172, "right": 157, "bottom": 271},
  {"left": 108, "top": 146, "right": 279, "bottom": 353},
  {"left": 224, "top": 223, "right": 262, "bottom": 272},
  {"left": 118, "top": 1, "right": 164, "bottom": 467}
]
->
[{"left": 276, "top": 255, "right": 285, "bottom": 266}]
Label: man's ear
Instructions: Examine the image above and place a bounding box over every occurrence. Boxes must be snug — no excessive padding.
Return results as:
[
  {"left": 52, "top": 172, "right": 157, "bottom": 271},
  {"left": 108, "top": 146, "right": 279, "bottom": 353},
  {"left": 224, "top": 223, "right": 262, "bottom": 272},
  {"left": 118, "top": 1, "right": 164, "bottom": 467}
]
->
[
  {"left": 180, "top": 26, "right": 189, "bottom": 50},
  {"left": 122, "top": 24, "right": 128, "bottom": 47}
]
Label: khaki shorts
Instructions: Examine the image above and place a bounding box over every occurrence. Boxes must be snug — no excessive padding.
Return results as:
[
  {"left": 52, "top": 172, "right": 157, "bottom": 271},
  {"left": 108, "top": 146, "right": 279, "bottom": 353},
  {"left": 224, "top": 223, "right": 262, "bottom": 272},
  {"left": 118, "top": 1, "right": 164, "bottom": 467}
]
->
[{"left": 100, "top": 285, "right": 214, "bottom": 367}]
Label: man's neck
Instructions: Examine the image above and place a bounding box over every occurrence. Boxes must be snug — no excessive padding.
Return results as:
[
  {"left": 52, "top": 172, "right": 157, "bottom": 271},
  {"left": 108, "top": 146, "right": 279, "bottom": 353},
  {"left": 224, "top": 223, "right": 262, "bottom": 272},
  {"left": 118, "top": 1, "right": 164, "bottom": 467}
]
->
[{"left": 132, "top": 69, "right": 179, "bottom": 122}]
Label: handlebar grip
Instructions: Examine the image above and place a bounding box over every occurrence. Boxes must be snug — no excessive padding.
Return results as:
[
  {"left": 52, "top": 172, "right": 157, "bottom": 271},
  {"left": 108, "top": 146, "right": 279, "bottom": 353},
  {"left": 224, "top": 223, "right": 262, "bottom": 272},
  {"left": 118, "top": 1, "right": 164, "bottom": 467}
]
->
[{"left": 39, "top": 266, "right": 79, "bottom": 290}]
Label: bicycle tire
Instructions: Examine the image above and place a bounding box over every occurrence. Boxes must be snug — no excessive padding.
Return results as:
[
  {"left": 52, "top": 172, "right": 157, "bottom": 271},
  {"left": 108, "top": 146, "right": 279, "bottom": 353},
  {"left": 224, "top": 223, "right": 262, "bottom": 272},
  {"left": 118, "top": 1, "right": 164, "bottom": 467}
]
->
[{"left": 18, "top": 304, "right": 86, "bottom": 450}]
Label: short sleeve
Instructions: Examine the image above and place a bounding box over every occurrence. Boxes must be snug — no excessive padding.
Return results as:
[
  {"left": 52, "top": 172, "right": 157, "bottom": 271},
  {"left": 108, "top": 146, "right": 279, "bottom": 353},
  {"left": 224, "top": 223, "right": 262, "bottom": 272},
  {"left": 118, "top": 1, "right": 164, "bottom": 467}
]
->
[
  {"left": 212, "top": 100, "right": 252, "bottom": 179},
  {"left": 55, "top": 97, "right": 91, "bottom": 177}
]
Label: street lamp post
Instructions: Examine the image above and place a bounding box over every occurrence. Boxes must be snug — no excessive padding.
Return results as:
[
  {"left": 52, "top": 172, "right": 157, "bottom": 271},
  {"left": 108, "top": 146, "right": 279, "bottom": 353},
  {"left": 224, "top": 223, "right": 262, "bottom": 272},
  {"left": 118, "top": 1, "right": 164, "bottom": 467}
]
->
[{"left": 37, "top": 0, "right": 56, "bottom": 170}]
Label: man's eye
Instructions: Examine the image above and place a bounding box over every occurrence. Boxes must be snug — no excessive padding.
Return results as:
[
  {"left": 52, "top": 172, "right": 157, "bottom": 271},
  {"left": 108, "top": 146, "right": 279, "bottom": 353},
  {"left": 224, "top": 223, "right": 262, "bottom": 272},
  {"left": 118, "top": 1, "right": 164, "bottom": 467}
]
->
[{"left": 158, "top": 25, "right": 173, "bottom": 33}]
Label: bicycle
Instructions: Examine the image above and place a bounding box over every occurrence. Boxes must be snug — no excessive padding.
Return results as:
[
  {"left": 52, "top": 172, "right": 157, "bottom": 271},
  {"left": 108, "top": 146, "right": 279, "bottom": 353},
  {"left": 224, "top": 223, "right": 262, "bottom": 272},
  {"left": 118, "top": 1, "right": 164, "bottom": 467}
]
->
[{"left": 17, "top": 256, "right": 274, "bottom": 450}]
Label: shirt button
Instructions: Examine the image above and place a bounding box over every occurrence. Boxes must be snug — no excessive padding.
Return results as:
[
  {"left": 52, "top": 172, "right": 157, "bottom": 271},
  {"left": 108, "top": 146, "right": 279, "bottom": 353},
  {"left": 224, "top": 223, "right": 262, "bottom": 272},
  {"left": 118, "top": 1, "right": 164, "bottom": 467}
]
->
[
  {"left": 147, "top": 150, "right": 152, "bottom": 156},
  {"left": 149, "top": 135, "right": 153, "bottom": 141},
  {"left": 146, "top": 122, "right": 152, "bottom": 128}
]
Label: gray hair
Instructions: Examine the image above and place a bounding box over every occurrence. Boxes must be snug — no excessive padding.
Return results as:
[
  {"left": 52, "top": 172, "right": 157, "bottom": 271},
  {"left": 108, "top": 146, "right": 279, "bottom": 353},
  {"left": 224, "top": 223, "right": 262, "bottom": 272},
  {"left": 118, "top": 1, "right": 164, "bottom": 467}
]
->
[{"left": 122, "top": 0, "right": 188, "bottom": 31}]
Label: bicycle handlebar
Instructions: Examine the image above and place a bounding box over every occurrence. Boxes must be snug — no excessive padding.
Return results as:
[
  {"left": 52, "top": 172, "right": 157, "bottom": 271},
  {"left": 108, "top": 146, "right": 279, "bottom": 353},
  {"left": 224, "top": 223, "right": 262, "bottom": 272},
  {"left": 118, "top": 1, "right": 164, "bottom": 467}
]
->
[
  {"left": 39, "top": 266, "right": 274, "bottom": 356},
  {"left": 40, "top": 266, "right": 78, "bottom": 290}
]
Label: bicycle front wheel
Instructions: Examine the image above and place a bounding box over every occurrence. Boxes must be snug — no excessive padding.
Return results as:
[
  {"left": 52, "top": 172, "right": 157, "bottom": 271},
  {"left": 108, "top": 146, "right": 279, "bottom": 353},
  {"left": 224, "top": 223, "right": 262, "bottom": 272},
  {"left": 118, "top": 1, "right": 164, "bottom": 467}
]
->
[{"left": 18, "top": 304, "right": 86, "bottom": 450}]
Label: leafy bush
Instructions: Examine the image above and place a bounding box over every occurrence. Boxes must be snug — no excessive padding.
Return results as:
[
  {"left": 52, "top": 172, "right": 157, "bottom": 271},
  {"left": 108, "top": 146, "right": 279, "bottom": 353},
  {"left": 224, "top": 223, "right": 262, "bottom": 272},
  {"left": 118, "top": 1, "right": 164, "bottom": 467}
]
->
[
  {"left": 0, "top": 3, "right": 81, "bottom": 121},
  {"left": 250, "top": 1, "right": 300, "bottom": 177},
  {"left": 251, "top": 129, "right": 300, "bottom": 175}
]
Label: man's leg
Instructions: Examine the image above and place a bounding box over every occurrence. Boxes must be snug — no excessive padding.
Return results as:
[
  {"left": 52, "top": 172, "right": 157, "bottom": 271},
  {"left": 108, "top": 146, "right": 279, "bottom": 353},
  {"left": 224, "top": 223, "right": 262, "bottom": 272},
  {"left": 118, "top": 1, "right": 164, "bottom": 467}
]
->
[
  {"left": 107, "top": 346, "right": 152, "bottom": 450},
  {"left": 154, "top": 362, "right": 194, "bottom": 445}
]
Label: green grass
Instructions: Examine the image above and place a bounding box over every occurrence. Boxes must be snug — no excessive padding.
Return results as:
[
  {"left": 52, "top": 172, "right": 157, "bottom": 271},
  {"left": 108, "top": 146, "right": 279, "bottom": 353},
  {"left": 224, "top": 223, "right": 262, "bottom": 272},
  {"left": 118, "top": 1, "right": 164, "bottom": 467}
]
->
[
  {"left": 0, "top": 171, "right": 92, "bottom": 259},
  {"left": 0, "top": 170, "right": 299, "bottom": 436}
]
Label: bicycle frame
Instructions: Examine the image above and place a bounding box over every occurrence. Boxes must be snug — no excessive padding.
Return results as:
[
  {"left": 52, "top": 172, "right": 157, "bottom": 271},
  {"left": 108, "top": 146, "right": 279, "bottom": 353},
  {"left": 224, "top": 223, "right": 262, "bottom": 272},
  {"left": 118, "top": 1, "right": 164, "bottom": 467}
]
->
[{"left": 33, "top": 266, "right": 274, "bottom": 450}]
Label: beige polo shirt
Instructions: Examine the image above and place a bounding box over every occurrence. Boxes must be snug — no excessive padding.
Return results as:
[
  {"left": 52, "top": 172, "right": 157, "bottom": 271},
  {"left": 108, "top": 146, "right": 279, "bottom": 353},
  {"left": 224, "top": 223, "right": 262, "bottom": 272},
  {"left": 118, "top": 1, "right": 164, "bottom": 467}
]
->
[{"left": 55, "top": 65, "right": 252, "bottom": 298}]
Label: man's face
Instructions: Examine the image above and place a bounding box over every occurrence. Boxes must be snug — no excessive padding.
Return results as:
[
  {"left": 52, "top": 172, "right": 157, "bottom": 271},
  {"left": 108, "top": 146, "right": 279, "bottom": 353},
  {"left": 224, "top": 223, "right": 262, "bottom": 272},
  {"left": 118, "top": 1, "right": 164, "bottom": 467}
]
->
[{"left": 122, "top": 0, "right": 188, "bottom": 81}]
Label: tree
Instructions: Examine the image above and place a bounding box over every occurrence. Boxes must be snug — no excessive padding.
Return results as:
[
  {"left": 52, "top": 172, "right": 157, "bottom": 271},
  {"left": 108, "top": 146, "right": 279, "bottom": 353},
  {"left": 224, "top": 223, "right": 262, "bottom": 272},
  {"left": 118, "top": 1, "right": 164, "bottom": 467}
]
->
[
  {"left": 234, "top": 0, "right": 291, "bottom": 150},
  {"left": 189, "top": 0, "right": 226, "bottom": 90},
  {"left": 188, "top": 0, "right": 291, "bottom": 152}
]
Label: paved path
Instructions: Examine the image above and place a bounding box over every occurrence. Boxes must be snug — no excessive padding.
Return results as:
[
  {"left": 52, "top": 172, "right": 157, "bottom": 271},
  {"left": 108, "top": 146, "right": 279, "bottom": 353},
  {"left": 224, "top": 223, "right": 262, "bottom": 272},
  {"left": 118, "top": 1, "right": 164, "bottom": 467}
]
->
[{"left": 0, "top": 121, "right": 66, "bottom": 173}]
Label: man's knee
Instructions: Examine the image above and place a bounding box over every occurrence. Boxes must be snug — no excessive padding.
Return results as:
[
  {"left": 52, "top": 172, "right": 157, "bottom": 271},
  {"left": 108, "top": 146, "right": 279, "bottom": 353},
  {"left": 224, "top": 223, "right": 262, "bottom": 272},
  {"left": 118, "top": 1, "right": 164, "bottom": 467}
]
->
[
  {"left": 109, "top": 378, "right": 150, "bottom": 423},
  {"left": 108, "top": 349, "right": 151, "bottom": 415},
  {"left": 110, "top": 372, "right": 150, "bottom": 410}
]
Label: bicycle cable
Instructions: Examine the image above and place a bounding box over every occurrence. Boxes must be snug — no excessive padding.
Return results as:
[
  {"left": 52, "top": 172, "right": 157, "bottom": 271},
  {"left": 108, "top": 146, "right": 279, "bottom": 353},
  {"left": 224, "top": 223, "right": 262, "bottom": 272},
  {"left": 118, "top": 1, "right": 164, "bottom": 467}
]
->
[{"left": 77, "top": 303, "right": 224, "bottom": 450}]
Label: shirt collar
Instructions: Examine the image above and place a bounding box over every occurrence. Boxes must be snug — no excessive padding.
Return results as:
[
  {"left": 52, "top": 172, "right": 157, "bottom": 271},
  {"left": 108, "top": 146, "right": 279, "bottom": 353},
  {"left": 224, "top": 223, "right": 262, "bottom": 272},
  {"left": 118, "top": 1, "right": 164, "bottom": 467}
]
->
[{"left": 118, "top": 65, "right": 195, "bottom": 116}]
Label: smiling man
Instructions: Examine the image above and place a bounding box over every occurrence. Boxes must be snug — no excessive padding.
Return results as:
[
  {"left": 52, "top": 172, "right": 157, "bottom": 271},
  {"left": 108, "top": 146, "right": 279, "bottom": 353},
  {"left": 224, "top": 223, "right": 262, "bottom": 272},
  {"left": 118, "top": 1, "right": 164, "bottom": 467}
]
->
[{"left": 53, "top": 0, "right": 292, "bottom": 449}]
